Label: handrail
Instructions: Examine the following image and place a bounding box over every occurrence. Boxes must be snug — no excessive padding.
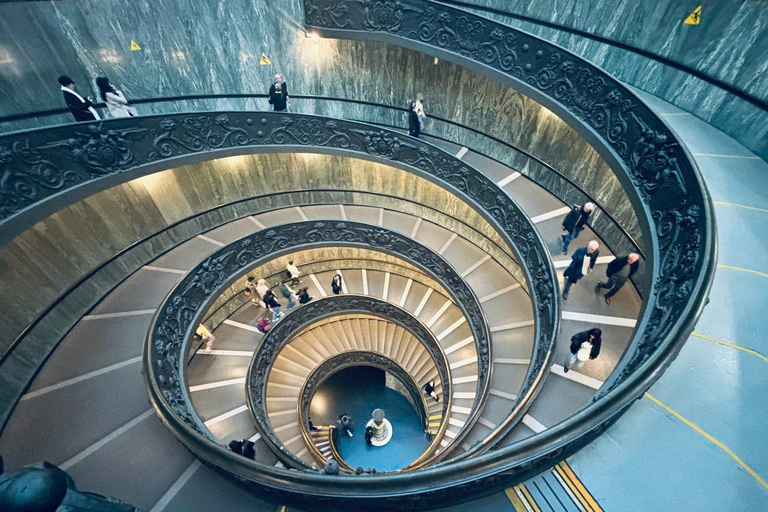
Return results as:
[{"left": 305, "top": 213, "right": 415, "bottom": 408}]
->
[
  {"left": 247, "top": 301, "right": 450, "bottom": 469},
  {"left": 147, "top": 220, "right": 503, "bottom": 463},
  {"left": 301, "top": 0, "right": 715, "bottom": 493},
  {"left": 0, "top": 93, "right": 644, "bottom": 260},
  {"left": 296, "top": 348, "right": 436, "bottom": 471},
  {"left": 126, "top": 113, "right": 559, "bottom": 463},
  {"left": 327, "top": 426, "right": 352, "bottom": 471},
  {"left": 1, "top": 188, "right": 518, "bottom": 373}
]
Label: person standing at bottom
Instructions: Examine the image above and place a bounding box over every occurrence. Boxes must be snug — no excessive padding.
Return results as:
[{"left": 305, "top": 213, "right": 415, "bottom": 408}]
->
[
  {"left": 562, "top": 240, "right": 599, "bottom": 300},
  {"left": 196, "top": 324, "right": 215, "bottom": 353},
  {"left": 331, "top": 274, "right": 343, "bottom": 295},
  {"left": 561, "top": 202, "right": 595, "bottom": 255},
  {"left": 564, "top": 328, "right": 602, "bottom": 373},
  {"left": 339, "top": 413, "right": 353, "bottom": 437},
  {"left": 596, "top": 253, "right": 640, "bottom": 304}
]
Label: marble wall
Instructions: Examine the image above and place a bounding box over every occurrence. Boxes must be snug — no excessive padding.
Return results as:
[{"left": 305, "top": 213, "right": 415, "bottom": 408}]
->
[
  {"left": 0, "top": 0, "right": 643, "bottom": 255},
  {"left": 0, "top": 152, "right": 522, "bottom": 355},
  {"left": 448, "top": 0, "right": 768, "bottom": 160},
  {"left": 0, "top": 152, "right": 530, "bottom": 426}
]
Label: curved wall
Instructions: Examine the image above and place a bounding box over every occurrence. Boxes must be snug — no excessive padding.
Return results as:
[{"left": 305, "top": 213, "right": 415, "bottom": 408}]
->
[
  {"left": 440, "top": 0, "right": 768, "bottom": 160},
  {"left": 0, "top": 0, "right": 643, "bottom": 254}
]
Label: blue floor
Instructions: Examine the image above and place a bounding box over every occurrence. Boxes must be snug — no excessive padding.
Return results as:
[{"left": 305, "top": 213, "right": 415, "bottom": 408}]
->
[
  {"left": 567, "top": 88, "right": 768, "bottom": 511},
  {"left": 309, "top": 366, "right": 430, "bottom": 472}
]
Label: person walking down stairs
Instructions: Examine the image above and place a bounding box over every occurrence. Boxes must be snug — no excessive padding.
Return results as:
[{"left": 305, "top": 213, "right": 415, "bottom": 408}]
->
[
  {"left": 562, "top": 240, "right": 599, "bottom": 300},
  {"left": 262, "top": 289, "right": 284, "bottom": 321},
  {"left": 563, "top": 328, "right": 602, "bottom": 373},
  {"left": 561, "top": 203, "right": 595, "bottom": 254},
  {"left": 596, "top": 253, "right": 640, "bottom": 305}
]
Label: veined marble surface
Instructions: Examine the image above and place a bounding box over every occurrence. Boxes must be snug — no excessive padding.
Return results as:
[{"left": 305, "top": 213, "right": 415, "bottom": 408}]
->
[
  {"left": 443, "top": 0, "right": 768, "bottom": 161},
  {"left": 0, "top": 0, "right": 642, "bottom": 258}
]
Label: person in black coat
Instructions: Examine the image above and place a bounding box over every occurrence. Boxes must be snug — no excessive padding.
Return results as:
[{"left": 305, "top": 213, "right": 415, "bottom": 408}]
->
[
  {"left": 268, "top": 74, "right": 289, "bottom": 111},
  {"left": 331, "top": 274, "right": 343, "bottom": 295},
  {"left": 564, "top": 328, "right": 602, "bottom": 372},
  {"left": 562, "top": 240, "right": 599, "bottom": 300},
  {"left": 407, "top": 102, "right": 420, "bottom": 137},
  {"left": 596, "top": 253, "right": 640, "bottom": 304},
  {"left": 262, "top": 289, "right": 284, "bottom": 321},
  {"left": 561, "top": 202, "right": 595, "bottom": 254},
  {"left": 58, "top": 75, "right": 100, "bottom": 122}
]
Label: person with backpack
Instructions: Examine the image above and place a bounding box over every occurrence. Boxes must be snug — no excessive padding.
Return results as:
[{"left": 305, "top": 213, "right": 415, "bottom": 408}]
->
[
  {"left": 262, "top": 289, "right": 284, "bottom": 321},
  {"left": 286, "top": 260, "right": 300, "bottom": 285},
  {"left": 331, "top": 274, "right": 343, "bottom": 295},
  {"left": 564, "top": 328, "right": 602, "bottom": 373}
]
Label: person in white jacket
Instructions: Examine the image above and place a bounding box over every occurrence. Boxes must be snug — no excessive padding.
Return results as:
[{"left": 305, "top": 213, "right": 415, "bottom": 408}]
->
[{"left": 96, "top": 76, "right": 137, "bottom": 118}]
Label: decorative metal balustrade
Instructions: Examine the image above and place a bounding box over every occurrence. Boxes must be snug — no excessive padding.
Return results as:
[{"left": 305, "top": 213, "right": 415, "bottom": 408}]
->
[
  {"left": 301, "top": 0, "right": 717, "bottom": 474},
  {"left": 245, "top": 296, "right": 451, "bottom": 468},
  {"left": 145, "top": 221, "right": 506, "bottom": 476},
  {"left": 0, "top": 111, "right": 557, "bottom": 460},
  {"left": 0, "top": 0, "right": 715, "bottom": 506}
]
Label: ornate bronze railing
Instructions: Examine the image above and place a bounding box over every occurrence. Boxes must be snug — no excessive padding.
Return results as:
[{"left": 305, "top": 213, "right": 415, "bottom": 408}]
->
[
  {"left": 0, "top": 110, "right": 556, "bottom": 450},
  {"left": 246, "top": 297, "right": 451, "bottom": 468},
  {"left": 303, "top": 0, "right": 716, "bottom": 465},
  {"left": 146, "top": 221, "right": 504, "bottom": 470}
]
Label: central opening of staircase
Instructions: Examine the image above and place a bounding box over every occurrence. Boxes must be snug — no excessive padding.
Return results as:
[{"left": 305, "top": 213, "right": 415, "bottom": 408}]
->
[{"left": 309, "top": 366, "right": 429, "bottom": 472}]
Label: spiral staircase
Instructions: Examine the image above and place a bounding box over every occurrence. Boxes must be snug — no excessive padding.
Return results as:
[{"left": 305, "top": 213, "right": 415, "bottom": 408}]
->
[{"left": 0, "top": 0, "right": 729, "bottom": 511}]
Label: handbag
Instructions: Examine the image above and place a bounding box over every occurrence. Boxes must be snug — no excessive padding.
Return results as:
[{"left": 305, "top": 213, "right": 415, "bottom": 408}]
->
[{"left": 577, "top": 341, "right": 593, "bottom": 362}]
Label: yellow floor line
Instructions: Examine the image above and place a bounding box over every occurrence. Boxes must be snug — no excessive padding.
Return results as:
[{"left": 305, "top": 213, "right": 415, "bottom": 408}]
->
[
  {"left": 714, "top": 201, "right": 768, "bottom": 214},
  {"left": 518, "top": 484, "right": 542, "bottom": 512},
  {"left": 645, "top": 393, "right": 768, "bottom": 491},
  {"left": 692, "top": 332, "right": 768, "bottom": 364},
  {"left": 278, "top": 506, "right": 287, "bottom": 512},
  {"left": 555, "top": 462, "right": 601, "bottom": 512},
  {"left": 504, "top": 487, "right": 531, "bottom": 512},
  {"left": 717, "top": 264, "right": 768, "bottom": 280}
]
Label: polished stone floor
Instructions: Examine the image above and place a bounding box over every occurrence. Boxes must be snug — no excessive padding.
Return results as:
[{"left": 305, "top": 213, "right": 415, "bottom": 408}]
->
[{"left": 310, "top": 366, "right": 430, "bottom": 472}]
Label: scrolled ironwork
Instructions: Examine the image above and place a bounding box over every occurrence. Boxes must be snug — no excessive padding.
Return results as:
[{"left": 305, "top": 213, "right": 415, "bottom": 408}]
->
[
  {"left": 304, "top": 0, "right": 716, "bottom": 466},
  {"left": 245, "top": 296, "right": 450, "bottom": 468},
  {"left": 147, "top": 221, "right": 483, "bottom": 436},
  {"left": 295, "top": 349, "right": 436, "bottom": 469},
  {"left": 4, "top": 112, "right": 556, "bottom": 451}
]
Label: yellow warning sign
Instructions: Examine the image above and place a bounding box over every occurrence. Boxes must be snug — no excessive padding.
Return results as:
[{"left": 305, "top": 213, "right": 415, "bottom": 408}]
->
[
  {"left": 259, "top": 53, "right": 271, "bottom": 65},
  {"left": 684, "top": 6, "right": 702, "bottom": 25},
  {"left": 130, "top": 40, "right": 141, "bottom": 51}
]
